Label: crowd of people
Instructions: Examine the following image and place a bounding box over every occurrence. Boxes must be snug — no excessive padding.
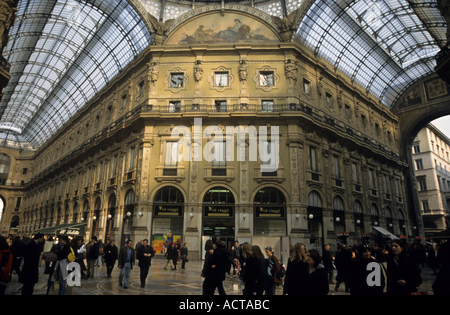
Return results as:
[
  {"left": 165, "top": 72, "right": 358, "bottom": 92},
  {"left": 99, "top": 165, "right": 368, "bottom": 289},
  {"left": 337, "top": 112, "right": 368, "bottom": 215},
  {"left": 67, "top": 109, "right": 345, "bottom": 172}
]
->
[
  {"left": 202, "top": 239, "right": 450, "bottom": 295},
  {"left": 1, "top": 233, "right": 450, "bottom": 295}
]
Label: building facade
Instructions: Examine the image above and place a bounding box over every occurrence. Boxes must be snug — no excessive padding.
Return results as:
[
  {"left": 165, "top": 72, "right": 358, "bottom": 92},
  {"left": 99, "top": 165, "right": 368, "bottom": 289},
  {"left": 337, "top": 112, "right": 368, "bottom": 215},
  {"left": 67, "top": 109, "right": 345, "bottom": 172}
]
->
[
  {"left": 0, "top": 8, "right": 417, "bottom": 259},
  {"left": 412, "top": 124, "right": 450, "bottom": 239}
]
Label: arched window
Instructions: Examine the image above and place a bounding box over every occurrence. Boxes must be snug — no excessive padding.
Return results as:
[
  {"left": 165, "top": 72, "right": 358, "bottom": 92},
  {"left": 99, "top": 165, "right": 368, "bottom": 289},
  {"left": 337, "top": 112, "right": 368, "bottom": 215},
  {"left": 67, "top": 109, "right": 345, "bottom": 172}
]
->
[
  {"left": 254, "top": 187, "right": 286, "bottom": 204},
  {"left": 83, "top": 200, "right": 89, "bottom": 223},
  {"left": 333, "top": 196, "right": 345, "bottom": 210},
  {"left": 154, "top": 186, "right": 184, "bottom": 203},
  {"left": 0, "top": 153, "right": 11, "bottom": 185},
  {"left": 108, "top": 194, "right": 116, "bottom": 209},
  {"left": 203, "top": 187, "right": 235, "bottom": 204},
  {"left": 125, "top": 190, "right": 135, "bottom": 205},
  {"left": 307, "top": 191, "right": 322, "bottom": 208},
  {"left": 353, "top": 200, "right": 363, "bottom": 213},
  {"left": 371, "top": 204, "right": 379, "bottom": 216}
]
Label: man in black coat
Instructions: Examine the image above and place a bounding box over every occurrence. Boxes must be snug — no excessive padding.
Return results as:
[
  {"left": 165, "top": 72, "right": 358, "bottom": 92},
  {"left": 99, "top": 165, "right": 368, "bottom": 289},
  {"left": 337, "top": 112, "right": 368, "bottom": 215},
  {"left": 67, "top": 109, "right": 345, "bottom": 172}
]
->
[
  {"left": 9, "top": 236, "right": 26, "bottom": 280},
  {"left": 85, "top": 236, "right": 99, "bottom": 280},
  {"left": 322, "top": 243, "right": 334, "bottom": 284},
  {"left": 104, "top": 239, "right": 118, "bottom": 278},
  {"left": 212, "top": 240, "right": 229, "bottom": 295},
  {"left": 20, "top": 233, "right": 45, "bottom": 295},
  {"left": 137, "top": 239, "right": 155, "bottom": 287}
]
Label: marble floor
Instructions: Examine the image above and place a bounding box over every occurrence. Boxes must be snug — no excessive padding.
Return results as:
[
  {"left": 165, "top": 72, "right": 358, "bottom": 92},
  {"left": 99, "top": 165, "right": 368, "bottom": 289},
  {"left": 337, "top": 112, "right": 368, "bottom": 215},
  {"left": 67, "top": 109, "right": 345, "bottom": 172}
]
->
[{"left": 4, "top": 257, "right": 437, "bottom": 295}]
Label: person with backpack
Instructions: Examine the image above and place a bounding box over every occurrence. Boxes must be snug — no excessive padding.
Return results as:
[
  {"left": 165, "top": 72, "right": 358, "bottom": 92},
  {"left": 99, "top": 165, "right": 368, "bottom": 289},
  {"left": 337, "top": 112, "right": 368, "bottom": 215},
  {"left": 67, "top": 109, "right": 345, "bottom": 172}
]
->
[
  {"left": 0, "top": 236, "right": 12, "bottom": 295},
  {"left": 265, "top": 246, "right": 283, "bottom": 295}
]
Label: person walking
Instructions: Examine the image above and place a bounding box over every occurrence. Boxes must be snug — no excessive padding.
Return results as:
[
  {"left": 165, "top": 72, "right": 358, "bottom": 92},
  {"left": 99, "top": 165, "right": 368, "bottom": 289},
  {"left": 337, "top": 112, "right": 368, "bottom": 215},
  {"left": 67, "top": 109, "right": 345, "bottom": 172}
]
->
[
  {"left": 304, "top": 249, "right": 329, "bottom": 295},
  {"left": 233, "top": 241, "right": 241, "bottom": 276},
  {"left": 164, "top": 243, "right": 175, "bottom": 270},
  {"left": 74, "top": 237, "right": 86, "bottom": 279},
  {"left": 386, "top": 239, "right": 422, "bottom": 295},
  {"left": 20, "top": 233, "right": 45, "bottom": 295},
  {"left": 348, "top": 245, "right": 385, "bottom": 295},
  {"left": 264, "top": 246, "right": 282, "bottom": 295},
  {"left": 283, "top": 243, "right": 309, "bottom": 295},
  {"left": 118, "top": 239, "right": 135, "bottom": 289},
  {"left": 432, "top": 241, "right": 450, "bottom": 295},
  {"left": 52, "top": 236, "right": 71, "bottom": 295},
  {"left": 85, "top": 236, "right": 99, "bottom": 280},
  {"left": 322, "top": 243, "right": 334, "bottom": 284},
  {"left": 9, "top": 235, "right": 26, "bottom": 280},
  {"left": 242, "top": 244, "right": 267, "bottom": 295},
  {"left": 181, "top": 243, "right": 188, "bottom": 269},
  {"left": 137, "top": 239, "right": 155, "bottom": 288},
  {"left": 427, "top": 244, "right": 438, "bottom": 275},
  {"left": 172, "top": 242, "right": 180, "bottom": 270},
  {"left": 96, "top": 239, "right": 104, "bottom": 267},
  {"left": 335, "top": 245, "right": 352, "bottom": 292},
  {"left": 211, "top": 239, "right": 229, "bottom": 295},
  {"left": 202, "top": 239, "right": 215, "bottom": 295},
  {"left": 0, "top": 236, "right": 12, "bottom": 295},
  {"left": 104, "top": 239, "right": 118, "bottom": 278}
]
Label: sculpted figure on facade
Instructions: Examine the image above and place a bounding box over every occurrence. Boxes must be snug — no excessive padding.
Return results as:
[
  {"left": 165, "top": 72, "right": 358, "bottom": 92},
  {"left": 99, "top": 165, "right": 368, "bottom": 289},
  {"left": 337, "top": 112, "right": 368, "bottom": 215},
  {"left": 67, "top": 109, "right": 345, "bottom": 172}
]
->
[
  {"left": 284, "top": 59, "right": 298, "bottom": 82},
  {"left": 147, "top": 13, "right": 175, "bottom": 45},
  {"left": 271, "top": 8, "right": 299, "bottom": 42},
  {"left": 238, "top": 60, "right": 248, "bottom": 81},
  {"left": 147, "top": 62, "right": 160, "bottom": 83},
  {"left": 194, "top": 60, "right": 203, "bottom": 82}
]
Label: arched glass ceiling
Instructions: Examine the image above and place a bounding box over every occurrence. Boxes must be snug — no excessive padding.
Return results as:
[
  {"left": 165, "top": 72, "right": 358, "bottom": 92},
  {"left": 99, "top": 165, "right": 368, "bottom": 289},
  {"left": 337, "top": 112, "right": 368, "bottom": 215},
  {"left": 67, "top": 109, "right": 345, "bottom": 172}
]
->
[
  {"left": 0, "top": 0, "right": 151, "bottom": 150},
  {"left": 0, "top": 0, "right": 446, "bottom": 151},
  {"left": 297, "top": 0, "right": 444, "bottom": 107}
]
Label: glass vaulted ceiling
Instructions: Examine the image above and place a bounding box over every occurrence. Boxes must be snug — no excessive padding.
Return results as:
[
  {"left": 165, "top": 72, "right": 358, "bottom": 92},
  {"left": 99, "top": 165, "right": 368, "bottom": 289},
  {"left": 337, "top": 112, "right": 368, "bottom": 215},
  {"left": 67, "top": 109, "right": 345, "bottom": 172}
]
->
[
  {"left": 297, "top": 0, "right": 443, "bottom": 106},
  {"left": 0, "top": 0, "right": 150, "bottom": 150},
  {"left": 0, "top": 0, "right": 446, "bottom": 151}
]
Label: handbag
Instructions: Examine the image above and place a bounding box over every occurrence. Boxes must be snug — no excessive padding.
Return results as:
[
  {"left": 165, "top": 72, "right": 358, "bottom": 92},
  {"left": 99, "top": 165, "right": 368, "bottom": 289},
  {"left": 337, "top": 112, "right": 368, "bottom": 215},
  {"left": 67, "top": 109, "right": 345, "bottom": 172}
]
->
[{"left": 44, "top": 252, "right": 57, "bottom": 263}]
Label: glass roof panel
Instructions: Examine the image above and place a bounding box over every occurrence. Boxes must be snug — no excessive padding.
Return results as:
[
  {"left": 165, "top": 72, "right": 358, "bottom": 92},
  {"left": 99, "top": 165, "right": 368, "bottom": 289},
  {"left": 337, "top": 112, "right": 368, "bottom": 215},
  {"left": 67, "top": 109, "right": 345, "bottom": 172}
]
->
[{"left": 0, "top": 0, "right": 151, "bottom": 150}]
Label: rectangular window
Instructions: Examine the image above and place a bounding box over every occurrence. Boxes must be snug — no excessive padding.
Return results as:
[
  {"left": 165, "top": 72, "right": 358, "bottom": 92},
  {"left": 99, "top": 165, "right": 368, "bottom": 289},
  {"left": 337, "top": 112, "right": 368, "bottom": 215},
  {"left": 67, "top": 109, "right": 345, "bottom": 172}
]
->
[
  {"left": 384, "top": 174, "right": 390, "bottom": 193},
  {"left": 326, "top": 93, "right": 332, "bottom": 107},
  {"left": 213, "top": 141, "right": 226, "bottom": 168},
  {"left": 396, "top": 179, "right": 401, "bottom": 196},
  {"left": 352, "top": 163, "right": 359, "bottom": 183},
  {"left": 260, "top": 71, "right": 274, "bottom": 86},
  {"left": 107, "top": 105, "right": 112, "bottom": 120},
  {"left": 369, "top": 169, "right": 375, "bottom": 188},
  {"left": 98, "top": 162, "right": 103, "bottom": 182},
  {"left": 261, "top": 100, "right": 274, "bottom": 112},
  {"left": 169, "top": 101, "right": 181, "bottom": 113},
  {"left": 22, "top": 168, "right": 28, "bottom": 175},
  {"left": 129, "top": 147, "right": 136, "bottom": 171},
  {"left": 214, "top": 72, "right": 228, "bottom": 86},
  {"left": 164, "top": 142, "right": 178, "bottom": 167},
  {"left": 171, "top": 73, "right": 184, "bottom": 87},
  {"left": 95, "top": 115, "right": 100, "bottom": 128},
  {"left": 310, "top": 147, "right": 317, "bottom": 172},
  {"left": 122, "top": 95, "right": 127, "bottom": 108},
  {"left": 111, "top": 155, "right": 118, "bottom": 177},
  {"left": 422, "top": 201, "right": 430, "bottom": 212},
  {"left": 375, "top": 123, "right": 380, "bottom": 135},
  {"left": 333, "top": 155, "right": 340, "bottom": 179},
  {"left": 415, "top": 159, "right": 423, "bottom": 170},
  {"left": 138, "top": 80, "right": 145, "bottom": 94},
  {"left": 418, "top": 177, "right": 427, "bottom": 191},
  {"left": 215, "top": 101, "right": 227, "bottom": 112},
  {"left": 303, "top": 79, "right": 310, "bottom": 94},
  {"left": 361, "top": 114, "right": 367, "bottom": 127},
  {"left": 345, "top": 104, "right": 350, "bottom": 118}
]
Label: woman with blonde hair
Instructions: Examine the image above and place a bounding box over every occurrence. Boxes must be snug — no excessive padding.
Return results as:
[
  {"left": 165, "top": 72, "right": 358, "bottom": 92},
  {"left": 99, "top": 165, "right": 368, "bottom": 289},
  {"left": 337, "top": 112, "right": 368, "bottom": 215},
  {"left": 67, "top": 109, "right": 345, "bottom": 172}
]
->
[{"left": 283, "top": 243, "right": 309, "bottom": 295}]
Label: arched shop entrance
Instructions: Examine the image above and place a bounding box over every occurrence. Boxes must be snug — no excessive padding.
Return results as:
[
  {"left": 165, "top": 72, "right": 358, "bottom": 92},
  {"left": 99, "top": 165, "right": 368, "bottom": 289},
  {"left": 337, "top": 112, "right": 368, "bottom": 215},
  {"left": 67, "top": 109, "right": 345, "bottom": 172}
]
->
[
  {"left": 202, "top": 187, "right": 235, "bottom": 255},
  {"left": 152, "top": 186, "right": 184, "bottom": 255}
]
